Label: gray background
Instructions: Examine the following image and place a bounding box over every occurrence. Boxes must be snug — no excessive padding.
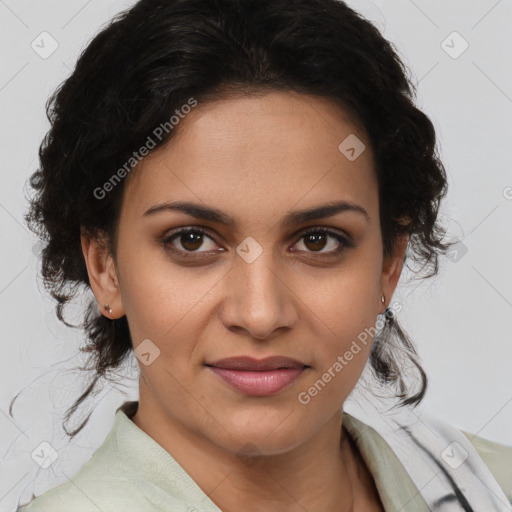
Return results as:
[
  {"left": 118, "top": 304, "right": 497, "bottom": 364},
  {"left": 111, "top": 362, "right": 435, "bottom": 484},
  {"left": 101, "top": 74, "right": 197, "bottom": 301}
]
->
[{"left": 1, "top": 1, "right": 511, "bottom": 510}]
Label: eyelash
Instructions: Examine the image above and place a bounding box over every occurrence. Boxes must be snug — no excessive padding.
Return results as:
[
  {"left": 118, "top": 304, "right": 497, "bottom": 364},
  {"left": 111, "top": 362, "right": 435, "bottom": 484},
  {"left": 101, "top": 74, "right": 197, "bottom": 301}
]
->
[{"left": 161, "top": 226, "right": 354, "bottom": 260}]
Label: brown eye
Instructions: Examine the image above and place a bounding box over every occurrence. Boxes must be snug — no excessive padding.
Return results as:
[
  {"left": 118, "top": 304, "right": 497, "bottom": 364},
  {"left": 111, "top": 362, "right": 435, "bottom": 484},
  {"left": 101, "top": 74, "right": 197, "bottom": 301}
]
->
[
  {"left": 161, "top": 226, "right": 354, "bottom": 260},
  {"left": 179, "top": 231, "right": 205, "bottom": 251},
  {"left": 162, "top": 227, "right": 219, "bottom": 255},
  {"left": 292, "top": 228, "right": 354, "bottom": 257},
  {"left": 303, "top": 233, "right": 329, "bottom": 251}
]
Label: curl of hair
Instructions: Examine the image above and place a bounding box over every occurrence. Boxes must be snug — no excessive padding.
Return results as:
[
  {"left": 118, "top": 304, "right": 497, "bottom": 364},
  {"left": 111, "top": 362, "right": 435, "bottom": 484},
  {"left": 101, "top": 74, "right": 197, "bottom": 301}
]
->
[{"left": 21, "top": 0, "right": 455, "bottom": 437}]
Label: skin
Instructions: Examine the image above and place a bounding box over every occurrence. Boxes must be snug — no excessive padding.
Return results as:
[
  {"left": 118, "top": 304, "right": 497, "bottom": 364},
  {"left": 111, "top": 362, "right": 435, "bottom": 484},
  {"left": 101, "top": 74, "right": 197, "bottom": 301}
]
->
[{"left": 81, "top": 90, "right": 408, "bottom": 511}]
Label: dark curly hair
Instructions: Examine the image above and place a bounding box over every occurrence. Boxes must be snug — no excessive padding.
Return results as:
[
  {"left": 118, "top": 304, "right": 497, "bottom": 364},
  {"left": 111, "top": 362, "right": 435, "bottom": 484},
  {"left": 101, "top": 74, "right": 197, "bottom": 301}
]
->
[{"left": 18, "top": 0, "right": 453, "bottom": 438}]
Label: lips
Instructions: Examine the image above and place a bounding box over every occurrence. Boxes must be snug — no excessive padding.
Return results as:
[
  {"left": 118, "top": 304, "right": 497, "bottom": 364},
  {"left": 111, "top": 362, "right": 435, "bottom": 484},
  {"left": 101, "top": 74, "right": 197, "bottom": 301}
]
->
[
  {"left": 206, "top": 356, "right": 307, "bottom": 371},
  {"left": 205, "top": 356, "right": 309, "bottom": 396}
]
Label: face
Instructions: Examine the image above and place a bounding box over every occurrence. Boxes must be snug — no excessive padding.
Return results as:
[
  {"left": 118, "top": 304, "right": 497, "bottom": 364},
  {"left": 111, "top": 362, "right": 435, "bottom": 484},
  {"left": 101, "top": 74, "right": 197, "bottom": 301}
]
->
[{"left": 85, "top": 90, "right": 406, "bottom": 456}]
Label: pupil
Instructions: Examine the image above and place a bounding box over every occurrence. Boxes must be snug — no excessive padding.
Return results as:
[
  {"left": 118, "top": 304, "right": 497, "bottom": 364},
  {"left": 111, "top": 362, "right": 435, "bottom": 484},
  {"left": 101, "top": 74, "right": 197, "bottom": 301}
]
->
[
  {"left": 182, "top": 232, "right": 203, "bottom": 251},
  {"left": 306, "top": 234, "right": 326, "bottom": 251}
]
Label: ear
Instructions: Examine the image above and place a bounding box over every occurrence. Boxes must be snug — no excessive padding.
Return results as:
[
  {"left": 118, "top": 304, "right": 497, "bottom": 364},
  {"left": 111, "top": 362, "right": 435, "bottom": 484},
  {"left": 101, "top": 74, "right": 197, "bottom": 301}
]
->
[
  {"left": 80, "top": 229, "right": 125, "bottom": 319},
  {"left": 380, "top": 232, "right": 409, "bottom": 313}
]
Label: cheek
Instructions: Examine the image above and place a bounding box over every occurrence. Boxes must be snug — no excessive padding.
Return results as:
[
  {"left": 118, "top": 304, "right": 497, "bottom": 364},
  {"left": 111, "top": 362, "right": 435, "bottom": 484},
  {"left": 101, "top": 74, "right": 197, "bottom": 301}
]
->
[
  {"left": 314, "top": 256, "right": 381, "bottom": 340},
  {"left": 298, "top": 309, "right": 376, "bottom": 418},
  {"left": 117, "top": 244, "right": 217, "bottom": 341},
  {"left": 305, "top": 253, "right": 381, "bottom": 393}
]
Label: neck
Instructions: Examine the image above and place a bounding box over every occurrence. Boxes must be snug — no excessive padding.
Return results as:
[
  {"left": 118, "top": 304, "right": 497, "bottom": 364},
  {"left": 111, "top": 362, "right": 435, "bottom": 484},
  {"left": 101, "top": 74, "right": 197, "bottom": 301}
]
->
[{"left": 132, "top": 400, "right": 357, "bottom": 512}]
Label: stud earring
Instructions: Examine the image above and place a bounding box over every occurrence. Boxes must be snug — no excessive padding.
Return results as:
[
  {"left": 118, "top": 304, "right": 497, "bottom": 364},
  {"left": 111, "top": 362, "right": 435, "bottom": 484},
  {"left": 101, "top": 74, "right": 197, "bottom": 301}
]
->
[
  {"left": 104, "top": 304, "right": 113, "bottom": 315},
  {"left": 381, "top": 295, "right": 386, "bottom": 304}
]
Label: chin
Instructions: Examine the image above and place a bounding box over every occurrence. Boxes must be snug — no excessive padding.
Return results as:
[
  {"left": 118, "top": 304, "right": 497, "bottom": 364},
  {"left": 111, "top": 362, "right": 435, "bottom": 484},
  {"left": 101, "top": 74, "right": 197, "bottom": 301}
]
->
[{"left": 210, "top": 408, "right": 313, "bottom": 457}]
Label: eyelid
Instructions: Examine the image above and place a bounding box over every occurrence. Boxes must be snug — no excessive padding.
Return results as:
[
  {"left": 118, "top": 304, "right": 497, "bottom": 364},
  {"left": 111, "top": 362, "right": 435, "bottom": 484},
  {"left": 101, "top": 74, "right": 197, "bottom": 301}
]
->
[
  {"left": 161, "top": 226, "right": 220, "bottom": 257},
  {"left": 297, "top": 226, "right": 353, "bottom": 243},
  {"left": 161, "top": 225, "right": 354, "bottom": 257}
]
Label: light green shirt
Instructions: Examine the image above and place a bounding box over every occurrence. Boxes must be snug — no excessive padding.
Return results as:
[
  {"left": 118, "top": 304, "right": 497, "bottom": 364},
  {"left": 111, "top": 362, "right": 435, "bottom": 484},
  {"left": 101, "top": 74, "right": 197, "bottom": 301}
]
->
[{"left": 17, "top": 401, "right": 512, "bottom": 512}]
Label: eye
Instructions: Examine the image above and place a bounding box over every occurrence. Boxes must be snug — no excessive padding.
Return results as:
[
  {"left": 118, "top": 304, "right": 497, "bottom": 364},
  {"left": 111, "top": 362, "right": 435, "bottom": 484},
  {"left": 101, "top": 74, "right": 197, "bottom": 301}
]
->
[
  {"left": 162, "top": 227, "right": 220, "bottom": 257},
  {"left": 161, "top": 226, "right": 354, "bottom": 259},
  {"left": 291, "top": 227, "right": 353, "bottom": 258}
]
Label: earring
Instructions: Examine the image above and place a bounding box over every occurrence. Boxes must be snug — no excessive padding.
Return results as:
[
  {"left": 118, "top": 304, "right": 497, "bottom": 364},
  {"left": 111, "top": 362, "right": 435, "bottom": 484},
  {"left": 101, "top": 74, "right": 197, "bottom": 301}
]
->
[
  {"left": 104, "top": 304, "right": 113, "bottom": 315},
  {"left": 381, "top": 295, "right": 386, "bottom": 304}
]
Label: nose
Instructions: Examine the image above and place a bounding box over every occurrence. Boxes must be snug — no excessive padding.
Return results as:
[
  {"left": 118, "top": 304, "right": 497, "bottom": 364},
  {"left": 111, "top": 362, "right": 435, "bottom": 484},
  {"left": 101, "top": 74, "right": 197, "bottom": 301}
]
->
[{"left": 218, "top": 251, "right": 299, "bottom": 341}]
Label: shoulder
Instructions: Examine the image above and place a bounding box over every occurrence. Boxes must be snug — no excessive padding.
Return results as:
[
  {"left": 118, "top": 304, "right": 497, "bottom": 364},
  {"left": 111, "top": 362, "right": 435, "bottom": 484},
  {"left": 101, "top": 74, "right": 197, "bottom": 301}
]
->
[
  {"left": 15, "top": 456, "right": 148, "bottom": 512},
  {"left": 16, "top": 478, "right": 146, "bottom": 512},
  {"left": 343, "top": 405, "right": 512, "bottom": 509},
  {"left": 461, "top": 430, "right": 512, "bottom": 504},
  {"left": 16, "top": 409, "right": 147, "bottom": 512},
  {"left": 16, "top": 402, "right": 211, "bottom": 512}
]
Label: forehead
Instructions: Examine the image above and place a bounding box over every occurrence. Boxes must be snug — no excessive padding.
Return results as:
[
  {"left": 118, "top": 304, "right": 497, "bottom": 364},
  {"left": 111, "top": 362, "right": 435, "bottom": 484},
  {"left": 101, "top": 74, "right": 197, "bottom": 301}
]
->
[{"left": 121, "top": 91, "right": 378, "bottom": 225}]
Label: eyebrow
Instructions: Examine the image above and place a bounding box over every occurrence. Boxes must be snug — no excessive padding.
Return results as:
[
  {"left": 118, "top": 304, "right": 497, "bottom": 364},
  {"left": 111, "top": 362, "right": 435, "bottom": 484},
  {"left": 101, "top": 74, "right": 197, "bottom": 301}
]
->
[{"left": 142, "top": 200, "right": 370, "bottom": 226}]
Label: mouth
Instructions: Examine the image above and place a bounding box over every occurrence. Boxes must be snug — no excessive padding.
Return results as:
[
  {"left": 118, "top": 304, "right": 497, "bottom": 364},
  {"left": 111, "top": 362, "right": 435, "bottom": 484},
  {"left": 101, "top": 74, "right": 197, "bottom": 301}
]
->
[{"left": 205, "top": 356, "right": 310, "bottom": 396}]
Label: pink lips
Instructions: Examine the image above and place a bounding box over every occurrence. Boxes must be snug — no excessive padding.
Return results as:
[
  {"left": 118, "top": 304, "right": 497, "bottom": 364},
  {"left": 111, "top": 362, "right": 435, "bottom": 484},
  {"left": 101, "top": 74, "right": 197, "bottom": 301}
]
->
[{"left": 206, "top": 356, "right": 308, "bottom": 396}]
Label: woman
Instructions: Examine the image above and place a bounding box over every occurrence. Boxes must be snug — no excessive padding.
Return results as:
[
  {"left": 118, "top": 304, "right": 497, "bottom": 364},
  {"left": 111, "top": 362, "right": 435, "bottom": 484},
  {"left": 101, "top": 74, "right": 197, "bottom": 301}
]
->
[{"left": 15, "top": 0, "right": 512, "bottom": 510}]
